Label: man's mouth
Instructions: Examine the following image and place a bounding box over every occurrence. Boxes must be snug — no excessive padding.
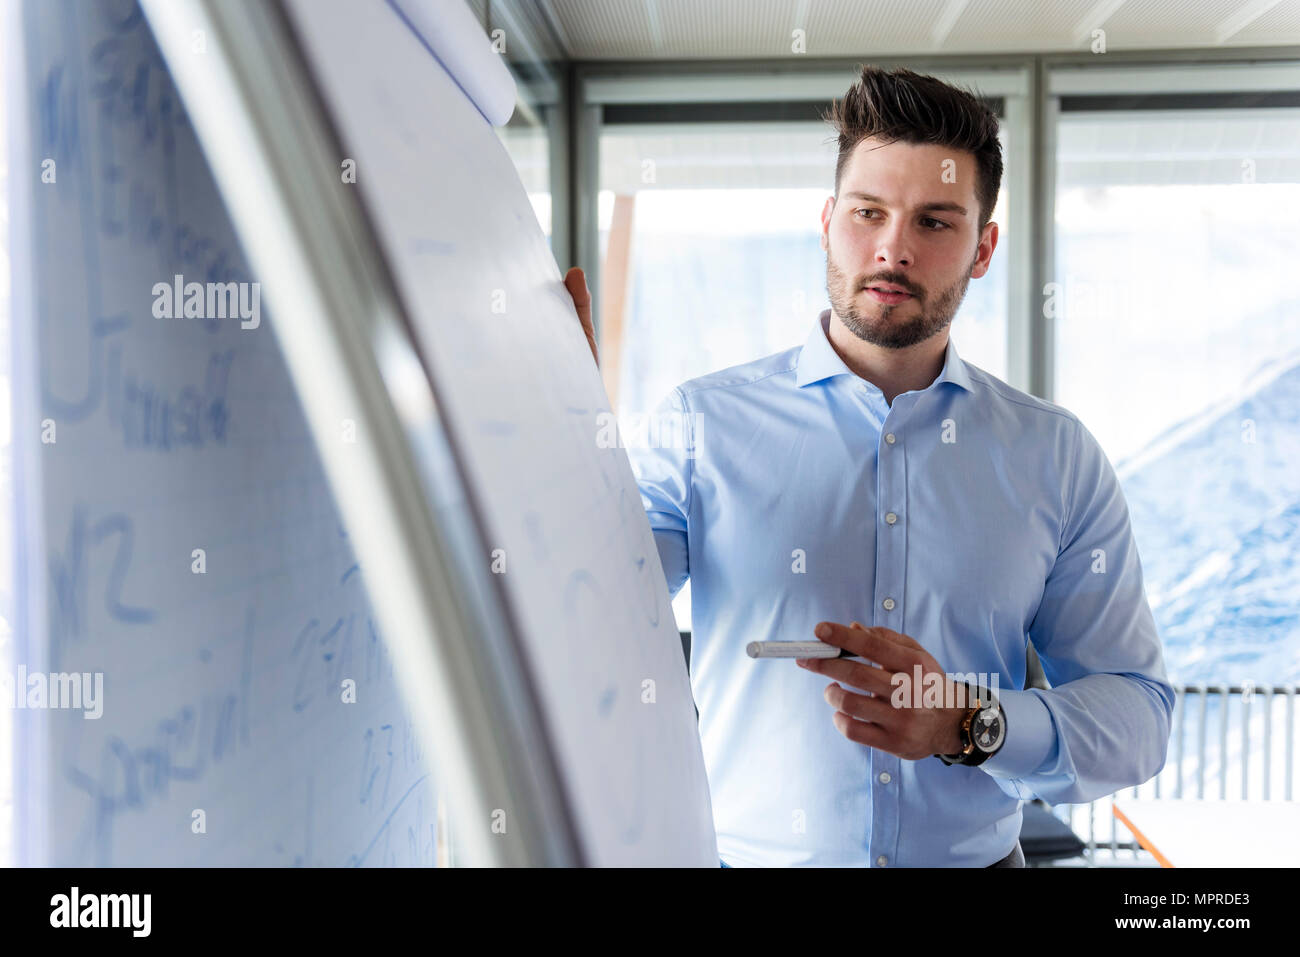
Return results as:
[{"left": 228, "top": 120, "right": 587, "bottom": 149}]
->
[{"left": 864, "top": 284, "right": 914, "bottom": 304}]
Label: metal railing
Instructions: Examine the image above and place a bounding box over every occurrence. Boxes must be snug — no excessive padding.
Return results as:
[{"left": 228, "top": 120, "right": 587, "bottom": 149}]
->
[{"left": 1054, "top": 683, "right": 1300, "bottom": 864}]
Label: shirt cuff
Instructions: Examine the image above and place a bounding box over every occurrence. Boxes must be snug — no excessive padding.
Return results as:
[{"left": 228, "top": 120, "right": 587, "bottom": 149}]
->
[{"left": 978, "top": 688, "right": 1055, "bottom": 779}]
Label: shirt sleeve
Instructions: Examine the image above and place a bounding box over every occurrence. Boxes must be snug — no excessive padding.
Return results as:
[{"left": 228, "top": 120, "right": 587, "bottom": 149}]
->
[
  {"left": 625, "top": 386, "right": 693, "bottom": 600},
  {"left": 978, "top": 416, "right": 1177, "bottom": 805}
]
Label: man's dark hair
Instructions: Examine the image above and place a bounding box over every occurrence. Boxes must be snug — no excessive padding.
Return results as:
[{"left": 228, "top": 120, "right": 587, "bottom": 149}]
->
[{"left": 822, "top": 65, "right": 1003, "bottom": 231}]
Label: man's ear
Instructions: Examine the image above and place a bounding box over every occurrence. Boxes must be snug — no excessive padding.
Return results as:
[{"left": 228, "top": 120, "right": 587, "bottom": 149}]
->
[
  {"left": 970, "top": 221, "right": 999, "bottom": 280},
  {"left": 820, "top": 195, "right": 835, "bottom": 251}
]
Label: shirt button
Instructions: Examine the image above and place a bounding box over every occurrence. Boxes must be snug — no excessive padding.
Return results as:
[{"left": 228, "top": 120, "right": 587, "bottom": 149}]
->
[
  {"left": 884, "top": 512, "right": 897, "bottom": 525},
  {"left": 884, "top": 433, "right": 896, "bottom": 444},
  {"left": 878, "top": 771, "right": 891, "bottom": 784},
  {"left": 882, "top": 597, "right": 895, "bottom": 611},
  {"left": 876, "top": 855, "right": 889, "bottom": 867}
]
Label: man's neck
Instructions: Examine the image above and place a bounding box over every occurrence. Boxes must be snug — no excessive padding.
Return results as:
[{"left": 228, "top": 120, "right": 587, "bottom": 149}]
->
[{"left": 826, "top": 311, "right": 948, "bottom": 406}]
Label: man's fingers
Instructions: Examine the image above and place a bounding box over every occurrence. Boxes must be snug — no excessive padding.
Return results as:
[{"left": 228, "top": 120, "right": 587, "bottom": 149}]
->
[
  {"left": 831, "top": 711, "right": 892, "bottom": 750},
  {"left": 563, "top": 268, "right": 598, "bottom": 366},
  {"left": 824, "top": 682, "right": 897, "bottom": 729},
  {"left": 564, "top": 267, "right": 593, "bottom": 322},
  {"left": 814, "top": 621, "right": 915, "bottom": 671},
  {"left": 799, "top": 656, "right": 891, "bottom": 696}
]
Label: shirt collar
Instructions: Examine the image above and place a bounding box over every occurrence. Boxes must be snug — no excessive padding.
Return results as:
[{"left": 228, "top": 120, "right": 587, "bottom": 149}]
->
[{"left": 795, "top": 308, "right": 974, "bottom": 395}]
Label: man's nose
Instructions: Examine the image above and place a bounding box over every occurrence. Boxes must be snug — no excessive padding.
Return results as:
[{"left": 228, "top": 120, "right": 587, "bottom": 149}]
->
[{"left": 874, "top": 221, "right": 914, "bottom": 268}]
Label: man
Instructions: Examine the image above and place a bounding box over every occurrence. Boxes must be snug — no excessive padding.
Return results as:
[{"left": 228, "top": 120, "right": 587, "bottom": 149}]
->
[{"left": 564, "top": 66, "right": 1174, "bottom": 867}]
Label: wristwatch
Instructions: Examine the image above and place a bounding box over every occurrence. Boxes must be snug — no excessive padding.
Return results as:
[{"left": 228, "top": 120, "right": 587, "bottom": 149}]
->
[{"left": 936, "top": 683, "right": 1006, "bottom": 767}]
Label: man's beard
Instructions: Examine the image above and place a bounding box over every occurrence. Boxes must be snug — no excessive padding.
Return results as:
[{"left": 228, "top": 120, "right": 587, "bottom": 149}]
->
[{"left": 825, "top": 243, "right": 975, "bottom": 349}]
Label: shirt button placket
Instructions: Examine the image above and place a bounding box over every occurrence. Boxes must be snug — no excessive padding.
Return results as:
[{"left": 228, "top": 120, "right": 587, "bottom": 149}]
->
[{"left": 872, "top": 420, "right": 904, "bottom": 867}]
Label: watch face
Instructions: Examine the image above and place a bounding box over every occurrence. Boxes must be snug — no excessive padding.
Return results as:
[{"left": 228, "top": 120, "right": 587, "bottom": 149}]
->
[{"left": 972, "top": 707, "right": 1005, "bottom": 753}]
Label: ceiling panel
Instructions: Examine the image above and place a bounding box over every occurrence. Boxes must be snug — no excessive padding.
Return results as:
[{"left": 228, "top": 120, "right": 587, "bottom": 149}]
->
[
  {"left": 942, "top": 0, "right": 1101, "bottom": 51},
  {"left": 803, "top": 0, "right": 953, "bottom": 54},
  {"left": 541, "top": 0, "right": 1300, "bottom": 58},
  {"left": 1101, "top": 0, "right": 1252, "bottom": 45},
  {"left": 1229, "top": 0, "right": 1300, "bottom": 43}
]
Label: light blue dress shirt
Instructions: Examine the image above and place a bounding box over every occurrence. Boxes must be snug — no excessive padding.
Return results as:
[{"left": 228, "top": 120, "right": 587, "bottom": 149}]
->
[{"left": 629, "top": 309, "right": 1176, "bottom": 867}]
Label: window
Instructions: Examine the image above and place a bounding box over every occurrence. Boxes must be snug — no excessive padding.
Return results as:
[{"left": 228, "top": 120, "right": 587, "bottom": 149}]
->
[
  {"left": 1054, "top": 106, "right": 1300, "bottom": 686},
  {"left": 483, "top": 0, "right": 564, "bottom": 250}
]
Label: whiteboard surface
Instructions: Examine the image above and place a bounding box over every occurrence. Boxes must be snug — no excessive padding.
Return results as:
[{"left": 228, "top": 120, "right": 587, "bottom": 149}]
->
[{"left": 11, "top": 0, "right": 437, "bottom": 866}]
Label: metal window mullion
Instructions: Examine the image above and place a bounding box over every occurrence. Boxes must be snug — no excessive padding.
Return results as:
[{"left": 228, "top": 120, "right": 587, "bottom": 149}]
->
[{"left": 1031, "top": 57, "right": 1057, "bottom": 403}]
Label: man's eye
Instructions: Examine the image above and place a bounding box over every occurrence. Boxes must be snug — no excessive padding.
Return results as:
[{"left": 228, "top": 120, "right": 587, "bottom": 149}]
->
[{"left": 856, "top": 209, "right": 949, "bottom": 231}]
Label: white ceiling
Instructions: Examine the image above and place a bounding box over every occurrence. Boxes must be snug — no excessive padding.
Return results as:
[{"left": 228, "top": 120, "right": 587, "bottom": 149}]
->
[{"left": 525, "top": 0, "right": 1300, "bottom": 59}]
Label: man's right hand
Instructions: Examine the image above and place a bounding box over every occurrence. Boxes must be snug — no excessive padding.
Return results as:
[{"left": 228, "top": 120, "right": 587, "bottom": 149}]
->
[{"left": 564, "top": 267, "right": 598, "bottom": 368}]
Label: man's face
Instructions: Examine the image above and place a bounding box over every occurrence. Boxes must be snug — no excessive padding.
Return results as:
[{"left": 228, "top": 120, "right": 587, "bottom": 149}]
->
[{"left": 820, "top": 136, "right": 997, "bottom": 349}]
